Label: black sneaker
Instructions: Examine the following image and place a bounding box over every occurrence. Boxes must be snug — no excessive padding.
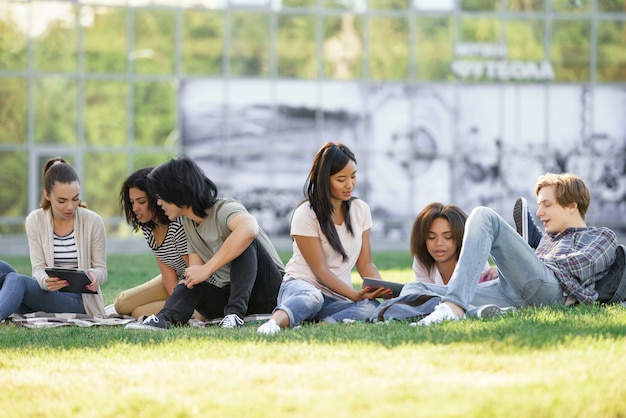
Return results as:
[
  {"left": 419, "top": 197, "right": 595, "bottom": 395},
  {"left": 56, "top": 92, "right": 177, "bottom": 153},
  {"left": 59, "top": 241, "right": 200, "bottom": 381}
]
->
[
  {"left": 513, "top": 197, "right": 529, "bottom": 243},
  {"left": 476, "top": 304, "right": 516, "bottom": 318},
  {"left": 125, "top": 314, "right": 170, "bottom": 331},
  {"left": 513, "top": 197, "right": 543, "bottom": 249}
]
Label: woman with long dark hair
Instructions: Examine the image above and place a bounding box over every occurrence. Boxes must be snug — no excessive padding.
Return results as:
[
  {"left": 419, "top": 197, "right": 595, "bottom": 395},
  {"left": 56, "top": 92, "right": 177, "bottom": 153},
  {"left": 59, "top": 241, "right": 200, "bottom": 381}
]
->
[{"left": 257, "top": 142, "right": 390, "bottom": 335}]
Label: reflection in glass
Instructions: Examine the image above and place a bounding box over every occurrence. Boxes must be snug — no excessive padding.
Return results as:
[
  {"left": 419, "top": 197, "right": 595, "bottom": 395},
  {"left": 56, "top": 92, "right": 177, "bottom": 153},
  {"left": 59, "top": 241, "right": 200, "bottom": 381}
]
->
[
  {"left": 415, "top": 17, "right": 454, "bottom": 81},
  {"left": 277, "top": 15, "right": 316, "bottom": 79},
  {"left": 183, "top": 10, "right": 223, "bottom": 76},
  {"left": 551, "top": 0, "right": 591, "bottom": 13},
  {"left": 282, "top": 0, "right": 316, "bottom": 6},
  {"left": 504, "top": 20, "right": 545, "bottom": 61},
  {"left": 0, "top": 8, "right": 28, "bottom": 70},
  {"left": 598, "top": 0, "right": 626, "bottom": 11},
  {"left": 84, "top": 7, "right": 127, "bottom": 74},
  {"left": 461, "top": 0, "right": 500, "bottom": 11},
  {"left": 85, "top": 80, "right": 127, "bottom": 146},
  {"left": 0, "top": 78, "right": 27, "bottom": 144},
  {"left": 230, "top": 12, "right": 270, "bottom": 77},
  {"left": 507, "top": 0, "right": 545, "bottom": 11},
  {"left": 551, "top": 20, "right": 590, "bottom": 81},
  {"left": 84, "top": 152, "right": 127, "bottom": 218},
  {"left": 133, "top": 9, "right": 175, "bottom": 74},
  {"left": 0, "top": 151, "right": 27, "bottom": 220},
  {"left": 134, "top": 81, "right": 176, "bottom": 146},
  {"left": 133, "top": 153, "right": 176, "bottom": 171},
  {"left": 369, "top": 0, "right": 408, "bottom": 9},
  {"left": 34, "top": 78, "right": 78, "bottom": 145},
  {"left": 597, "top": 21, "right": 626, "bottom": 82},
  {"left": 323, "top": 14, "right": 362, "bottom": 80},
  {"left": 461, "top": 18, "right": 501, "bottom": 42},
  {"left": 369, "top": 16, "right": 408, "bottom": 80},
  {"left": 32, "top": 1, "right": 77, "bottom": 72}
]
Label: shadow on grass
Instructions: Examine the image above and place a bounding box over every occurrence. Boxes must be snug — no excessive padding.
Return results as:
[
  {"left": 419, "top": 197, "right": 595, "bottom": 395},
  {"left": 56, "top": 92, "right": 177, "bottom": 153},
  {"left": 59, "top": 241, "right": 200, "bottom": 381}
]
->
[{"left": 1, "top": 304, "right": 625, "bottom": 351}]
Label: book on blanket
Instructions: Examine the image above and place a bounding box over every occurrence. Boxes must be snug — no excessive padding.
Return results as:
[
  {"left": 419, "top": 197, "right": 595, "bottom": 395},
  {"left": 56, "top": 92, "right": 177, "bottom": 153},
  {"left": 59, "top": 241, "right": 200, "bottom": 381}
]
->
[
  {"left": 44, "top": 268, "right": 97, "bottom": 294},
  {"left": 361, "top": 277, "right": 404, "bottom": 298}
]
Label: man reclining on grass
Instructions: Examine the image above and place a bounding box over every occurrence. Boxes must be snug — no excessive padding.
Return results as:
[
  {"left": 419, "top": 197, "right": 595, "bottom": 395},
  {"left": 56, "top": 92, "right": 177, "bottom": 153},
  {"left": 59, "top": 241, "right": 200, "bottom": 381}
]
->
[{"left": 404, "top": 172, "right": 618, "bottom": 326}]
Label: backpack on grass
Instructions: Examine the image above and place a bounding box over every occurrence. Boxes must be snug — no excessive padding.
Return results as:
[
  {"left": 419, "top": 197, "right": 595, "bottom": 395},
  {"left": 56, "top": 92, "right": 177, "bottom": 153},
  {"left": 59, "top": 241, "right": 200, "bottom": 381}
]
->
[{"left": 595, "top": 244, "right": 626, "bottom": 304}]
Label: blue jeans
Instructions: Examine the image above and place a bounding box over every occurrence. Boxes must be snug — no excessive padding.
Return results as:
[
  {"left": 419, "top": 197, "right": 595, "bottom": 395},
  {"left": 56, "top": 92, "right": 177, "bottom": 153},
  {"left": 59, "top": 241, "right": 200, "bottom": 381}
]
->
[
  {"left": 0, "top": 260, "right": 85, "bottom": 321},
  {"left": 400, "top": 207, "right": 566, "bottom": 312},
  {"left": 275, "top": 278, "right": 380, "bottom": 327}
]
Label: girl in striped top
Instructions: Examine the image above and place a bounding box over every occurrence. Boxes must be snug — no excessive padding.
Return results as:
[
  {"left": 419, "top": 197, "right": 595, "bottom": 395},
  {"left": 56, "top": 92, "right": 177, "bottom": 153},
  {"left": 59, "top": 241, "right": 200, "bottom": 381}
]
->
[{"left": 113, "top": 168, "right": 190, "bottom": 318}]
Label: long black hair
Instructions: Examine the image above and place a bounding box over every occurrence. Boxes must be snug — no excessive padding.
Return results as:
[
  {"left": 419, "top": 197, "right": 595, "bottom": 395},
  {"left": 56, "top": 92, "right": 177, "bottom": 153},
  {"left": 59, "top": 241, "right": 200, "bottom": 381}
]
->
[
  {"left": 304, "top": 142, "right": 356, "bottom": 261},
  {"left": 147, "top": 156, "right": 219, "bottom": 218},
  {"left": 120, "top": 167, "right": 170, "bottom": 231}
]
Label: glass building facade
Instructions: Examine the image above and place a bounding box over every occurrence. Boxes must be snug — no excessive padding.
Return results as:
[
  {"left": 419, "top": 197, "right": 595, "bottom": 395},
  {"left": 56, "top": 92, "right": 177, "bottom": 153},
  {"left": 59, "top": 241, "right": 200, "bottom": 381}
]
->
[{"left": 1, "top": 0, "right": 625, "bottom": 243}]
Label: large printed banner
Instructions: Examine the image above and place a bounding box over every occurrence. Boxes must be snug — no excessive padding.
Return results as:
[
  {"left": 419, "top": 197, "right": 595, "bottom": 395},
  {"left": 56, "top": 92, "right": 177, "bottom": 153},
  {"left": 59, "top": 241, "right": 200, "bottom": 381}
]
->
[{"left": 180, "top": 80, "right": 626, "bottom": 240}]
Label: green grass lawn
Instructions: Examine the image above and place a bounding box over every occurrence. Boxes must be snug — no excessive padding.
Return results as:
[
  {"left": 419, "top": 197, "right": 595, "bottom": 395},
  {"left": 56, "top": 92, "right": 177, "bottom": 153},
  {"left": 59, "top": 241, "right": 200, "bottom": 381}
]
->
[{"left": 1, "top": 252, "right": 626, "bottom": 418}]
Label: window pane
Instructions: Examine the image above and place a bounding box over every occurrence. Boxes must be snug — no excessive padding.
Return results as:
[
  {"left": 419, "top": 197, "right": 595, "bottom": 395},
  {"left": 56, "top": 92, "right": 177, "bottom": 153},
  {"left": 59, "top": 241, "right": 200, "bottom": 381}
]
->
[
  {"left": 84, "top": 152, "right": 127, "bottom": 218},
  {"left": 230, "top": 12, "right": 270, "bottom": 77},
  {"left": 277, "top": 15, "right": 316, "bottom": 79},
  {"left": 0, "top": 77, "right": 27, "bottom": 144},
  {"left": 133, "top": 153, "right": 176, "bottom": 170},
  {"left": 134, "top": 81, "right": 176, "bottom": 146},
  {"left": 282, "top": 0, "right": 316, "bottom": 6},
  {"left": 506, "top": 0, "right": 545, "bottom": 11},
  {"left": 0, "top": 4, "right": 28, "bottom": 70},
  {"left": 551, "top": 20, "right": 590, "bottom": 81},
  {"left": 85, "top": 80, "right": 128, "bottom": 146},
  {"left": 551, "top": 0, "right": 591, "bottom": 12},
  {"left": 133, "top": 9, "right": 175, "bottom": 75},
  {"left": 32, "top": 1, "right": 77, "bottom": 72},
  {"left": 415, "top": 17, "right": 454, "bottom": 81},
  {"left": 84, "top": 6, "right": 127, "bottom": 73},
  {"left": 0, "top": 151, "right": 27, "bottom": 217},
  {"left": 183, "top": 10, "right": 223, "bottom": 76},
  {"left": 34, "top": 78, "right": 78, "bottom": 145},
  {"left": 597, "top": 21, "right": 626, "bottom": 82},
  {"left": 323, "top": 15, "right": 363, "bottom": 80},
  {"left": 598, "top": 0, "right": 626, "bottom": 12},
  {"left": 369, "top": 0, "right": 408, "bottom": 9},
  {"left": 461, "top": 0, "right": 500, "bottom": 11},
  {"left": 369, "top": 16, "right": 408, "bottom": 80},
  {"left": 323, "top": 0, "right": 363, "bottom": 10},
  {"left": 461, "top": 18, "right": 501, "bottom": 42},
  {"left": 505, "top": 20, "right": 545, "bottom": 60}
]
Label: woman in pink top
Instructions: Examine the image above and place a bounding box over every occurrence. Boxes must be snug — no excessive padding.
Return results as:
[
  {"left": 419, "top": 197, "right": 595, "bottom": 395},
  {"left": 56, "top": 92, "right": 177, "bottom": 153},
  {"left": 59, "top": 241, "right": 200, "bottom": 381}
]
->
[
  {"left": 257, "top": 142, "right": 390, "bottom": 335},
  {"left": 410, "top": 203, "right": 496, "bottom": 285}
]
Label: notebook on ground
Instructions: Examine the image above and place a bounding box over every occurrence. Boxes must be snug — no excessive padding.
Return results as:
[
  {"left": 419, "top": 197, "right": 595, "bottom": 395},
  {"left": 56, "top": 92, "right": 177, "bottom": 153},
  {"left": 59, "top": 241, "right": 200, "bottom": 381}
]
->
[
  {"left": 45, "top": 268, "right": 97, "bottom": 294},
  {"left": 361, "top": 277, "right": 405, "bottom": 298}
]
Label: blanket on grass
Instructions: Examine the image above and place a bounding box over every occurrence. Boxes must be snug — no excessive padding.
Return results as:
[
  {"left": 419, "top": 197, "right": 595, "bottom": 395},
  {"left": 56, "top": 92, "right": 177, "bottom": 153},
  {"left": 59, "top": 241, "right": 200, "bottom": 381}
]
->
[{"left": 7, "top": 312, "right": 272, "bottom": 329}]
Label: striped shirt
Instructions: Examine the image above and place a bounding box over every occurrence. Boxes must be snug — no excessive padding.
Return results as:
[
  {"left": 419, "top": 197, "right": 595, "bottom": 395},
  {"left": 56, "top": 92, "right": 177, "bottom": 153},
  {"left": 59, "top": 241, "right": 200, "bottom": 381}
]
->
[
  {"left": 53, "top": 230, "right": 79, "bottom": 268},
  {"left": 141, "top": 217, "right": 189, "bottom": 280},
  {"left": 536, "top": 226, "right": 618, "bottom": 303}
]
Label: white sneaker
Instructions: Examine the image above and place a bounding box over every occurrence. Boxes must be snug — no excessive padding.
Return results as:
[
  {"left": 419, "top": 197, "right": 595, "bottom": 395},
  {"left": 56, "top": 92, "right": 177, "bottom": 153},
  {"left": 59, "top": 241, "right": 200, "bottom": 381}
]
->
[
  {"left": 476, "top": 304, "right": 516, "bottom": 318},
  {"left": 257, "top": 318, "right": 281, "bottom": 335},
  {"left": 219, "top": 313, "right": 244, "bottom": 329},
  {"left": 415, "top": 303, "right": 463, "bottom": 326}
]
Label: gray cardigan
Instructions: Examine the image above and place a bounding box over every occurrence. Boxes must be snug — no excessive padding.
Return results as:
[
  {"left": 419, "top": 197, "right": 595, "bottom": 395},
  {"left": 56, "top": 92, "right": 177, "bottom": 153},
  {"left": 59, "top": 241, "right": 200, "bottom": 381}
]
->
[{"left": 25, "top": 207, "right": 107, "bottom": 316}]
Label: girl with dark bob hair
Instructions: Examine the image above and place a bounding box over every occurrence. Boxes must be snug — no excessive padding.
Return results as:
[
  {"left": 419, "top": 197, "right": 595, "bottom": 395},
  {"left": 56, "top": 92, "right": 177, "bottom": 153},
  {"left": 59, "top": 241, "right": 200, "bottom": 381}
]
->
[{"left": 410, "top": 202, "right": 495, "bottom": 285}]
